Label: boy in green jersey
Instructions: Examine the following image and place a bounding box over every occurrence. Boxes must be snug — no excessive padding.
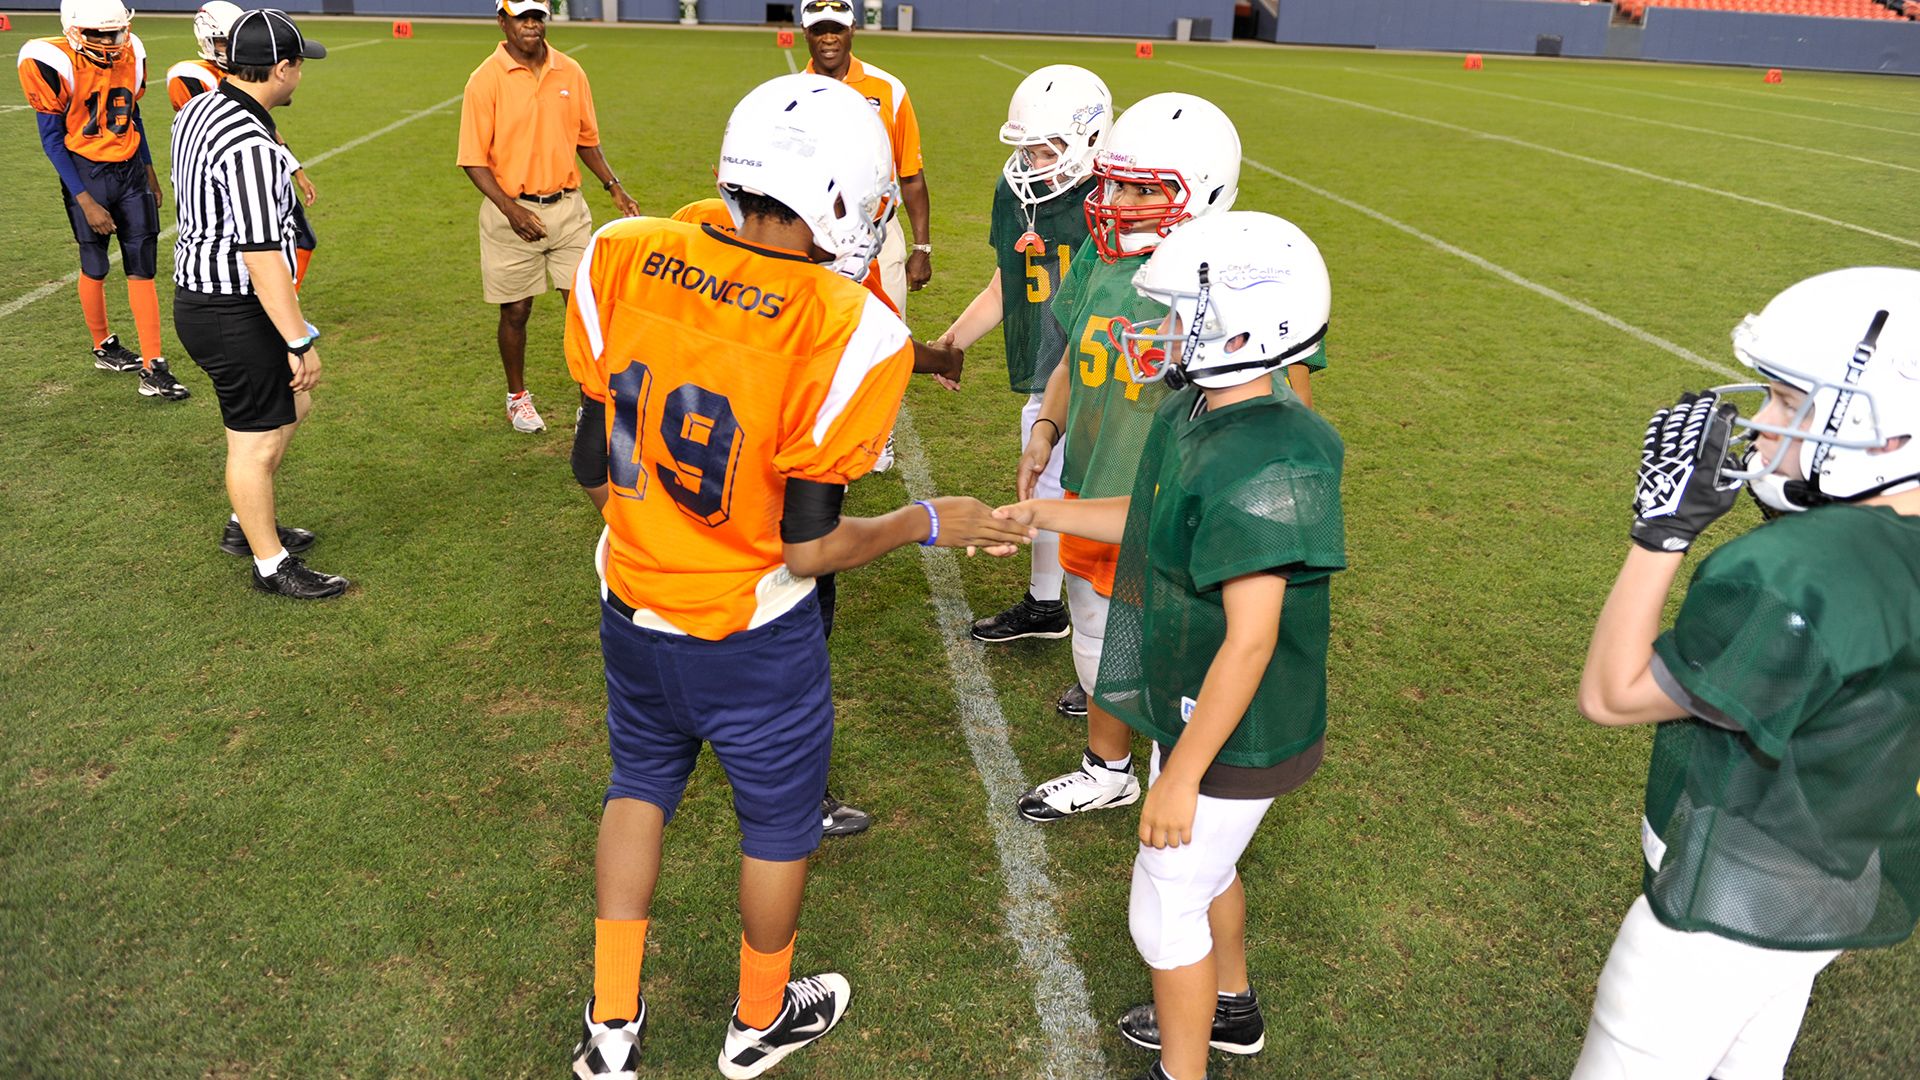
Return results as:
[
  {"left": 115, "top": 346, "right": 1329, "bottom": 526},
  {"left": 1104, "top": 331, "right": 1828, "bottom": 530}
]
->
[
  {"left": 939, "top": 65, "right": 1110, "bottom": 682},
  {"left": 1015, "top": 93, "right": 1326, "bottom": 823},
  {"left": 1000, "top": 212, "right": 1343, "bottom": 1080},
  {"left": 1574, "top": 267, "right": 1920, "bottom": 1079}
]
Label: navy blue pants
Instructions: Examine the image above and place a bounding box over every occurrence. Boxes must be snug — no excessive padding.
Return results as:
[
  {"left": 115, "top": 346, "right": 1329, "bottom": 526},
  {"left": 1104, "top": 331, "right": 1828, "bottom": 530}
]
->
[
  {"left": 601, "top": 593, "right": 834, "bottom": 862},
  {"left": 61, "top": 157, "right": 158, "bottom": 280}
]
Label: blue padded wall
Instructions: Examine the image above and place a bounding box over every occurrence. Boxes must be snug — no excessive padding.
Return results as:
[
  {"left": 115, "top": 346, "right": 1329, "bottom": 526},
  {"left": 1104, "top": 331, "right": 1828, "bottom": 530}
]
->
[
  {"left": 1639, "top": 8, "right": 1920, "bottom": 74},
  {"left": 1268, "top": 0, "right": 1613, "bottom": 57}
]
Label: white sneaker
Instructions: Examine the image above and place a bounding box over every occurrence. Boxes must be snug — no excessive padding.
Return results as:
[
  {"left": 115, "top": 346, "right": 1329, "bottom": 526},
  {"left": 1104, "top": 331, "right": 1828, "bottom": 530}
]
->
[
  {"left": 1017, "top": 748, "right": 1140, "bottom": 822},
  {"left": 571, "top": 997, "right": 645, "bottom": 1079},
  {"left": 507, "top": 390, "right": 546, "bottom": 433},
  {"left": 718, "top": 973, "right": 851, "bottom": 1079},
  {"left": 870, "top": 433, "right": 896, "bottom": 473}
]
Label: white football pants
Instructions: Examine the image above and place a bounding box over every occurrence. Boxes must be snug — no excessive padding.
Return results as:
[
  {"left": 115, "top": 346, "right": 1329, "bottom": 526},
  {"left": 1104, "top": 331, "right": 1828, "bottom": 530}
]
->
[
  {"left": 1021, "top": 391, "right": 1066, "bottom": 603},
  {"left": 1065, "top": 571, "right": 1108, "bottom": 695},
  {"left": 1130, "top": 744, "right": 1276, "bottom": 971}
]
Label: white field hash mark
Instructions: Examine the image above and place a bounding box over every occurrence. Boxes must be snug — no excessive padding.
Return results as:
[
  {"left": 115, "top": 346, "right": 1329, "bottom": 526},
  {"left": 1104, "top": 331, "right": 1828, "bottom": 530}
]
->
[
  {"left": 1177, "top": 61, "right": 1920, "bottom": 253},
  {"left": 1240, "top": 156, "right": 1742, "bottom": 381},
  {"left": 889, "top": 408, "right": 1107, "bottom": 1080},
  {"left": 1351, "top": 67, "right": 1920, "bottom": 176},
  {"left": 0, "top": 92, "right": 466, "bottom": 322}
]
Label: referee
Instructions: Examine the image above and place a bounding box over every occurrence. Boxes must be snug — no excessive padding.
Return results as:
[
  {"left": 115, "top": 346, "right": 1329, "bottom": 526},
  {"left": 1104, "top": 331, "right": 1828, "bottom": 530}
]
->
[{"left": 171, "top": 9, "right": 346, "bottom": 599}]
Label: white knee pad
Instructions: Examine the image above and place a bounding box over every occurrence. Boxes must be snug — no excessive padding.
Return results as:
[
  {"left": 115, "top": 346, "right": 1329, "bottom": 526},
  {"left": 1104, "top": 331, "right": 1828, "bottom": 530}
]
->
[
  {"left": 1129, "top": 752, "right": 1274, "bottom": 970},
  {"left": 1021, "top": 394, "right": 1066, "bottom": 602},
  {"left": 1066, "top": 572, "right": 1108, "bottom": 692}
]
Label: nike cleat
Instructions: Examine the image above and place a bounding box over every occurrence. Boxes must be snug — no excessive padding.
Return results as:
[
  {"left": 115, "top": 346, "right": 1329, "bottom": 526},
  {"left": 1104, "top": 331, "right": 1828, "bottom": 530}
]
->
[
  {"left": 1017, "top": 748, "right": 1139, "bottom": 822},
  {"left": 718, "top": 973, "right": 851, "bottom": 1079},
  {"left": 970, "top": 594, "right": 1070, "bottom": 642}
]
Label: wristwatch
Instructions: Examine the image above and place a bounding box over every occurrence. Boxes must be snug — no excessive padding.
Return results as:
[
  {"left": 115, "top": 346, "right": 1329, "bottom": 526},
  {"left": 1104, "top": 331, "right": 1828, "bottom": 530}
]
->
[
  {"left": 911, "top": 243, "right": 933, "bottom": 254},
  {"left": 603, "top": 176, "right": 624, "bottom": 191}
]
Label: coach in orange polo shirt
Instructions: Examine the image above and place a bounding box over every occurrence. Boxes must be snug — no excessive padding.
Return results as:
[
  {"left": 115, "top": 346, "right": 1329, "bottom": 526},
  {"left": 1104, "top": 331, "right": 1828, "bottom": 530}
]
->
[
  {"left": 458, "top": 0, "right": 639, "bottom": 434},
  {"left": 802, "top": 0, "right": 931, "bottom": 314}
]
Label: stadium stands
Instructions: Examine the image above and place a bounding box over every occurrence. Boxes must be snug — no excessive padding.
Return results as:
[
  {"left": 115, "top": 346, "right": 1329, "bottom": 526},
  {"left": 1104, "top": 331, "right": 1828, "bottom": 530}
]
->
[{"left": 1613, "top": 0, "right": 1910, "bottom": 20}]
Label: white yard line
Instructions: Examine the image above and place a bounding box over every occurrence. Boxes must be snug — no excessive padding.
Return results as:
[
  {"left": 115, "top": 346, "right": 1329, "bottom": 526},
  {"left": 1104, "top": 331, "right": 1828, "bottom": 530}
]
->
[
  {"left": 1175, "top": 61, "right": 1920, "bottom": 252},
  {"left": 1, "top": 92, "right": 465, "bottom": 322},
  {"left": 1351, "top": 67, "right": 1920, "bottom": 175},
  {"left": 978, "top": 54, "right": 1026, "bottom": 76},
  {"left": 1240, "top": 156, "right": 1740, "bottom": 380},
  {"left": 889, "top": 409, "right": 1106, "bottom": 1080},
  {"left": 1506, "top": 72, "right": 1920, "bottom": 139},
  {"left": 783, "top": 46, "right": 797, "bottom": 73},
  {"left": 327, "top": 38, "right": 388, "bottom": 52},
  {"left": 1666, "top": 77, "right": 1920, "bottom": 120}
]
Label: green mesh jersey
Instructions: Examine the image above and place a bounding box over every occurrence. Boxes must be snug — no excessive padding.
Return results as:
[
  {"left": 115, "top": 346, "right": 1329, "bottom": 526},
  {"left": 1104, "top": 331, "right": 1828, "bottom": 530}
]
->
[
  {"left": 1055, "top": 242, "right": 1171, "bottom": 498},
  {"left": 1094, "top": 387, "right": 1347, "bottom": 767},
  {"left": 1642, "top": 504, "right": 1920, "bottom": 951},
  {"left": 989, "top": 176, "right": 1095, "bottom": 394}
]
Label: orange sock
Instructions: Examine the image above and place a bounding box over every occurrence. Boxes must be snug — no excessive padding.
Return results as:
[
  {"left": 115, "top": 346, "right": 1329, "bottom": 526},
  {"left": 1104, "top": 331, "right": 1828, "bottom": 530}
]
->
[
  {"left": 126, "top": 278, "right": 163, "bottom": 367},
  {"left": 738, "top": 933, "right": 795, "bottom": 1030},
  {"left": 294, "top": 248, "right": 313, "bottom": 292},
  {"left": 77, "top": 275, "right": 110, "bottom": 346},
  {"left": 591, "top": 918, "right": 648, "bottom": 1023}
]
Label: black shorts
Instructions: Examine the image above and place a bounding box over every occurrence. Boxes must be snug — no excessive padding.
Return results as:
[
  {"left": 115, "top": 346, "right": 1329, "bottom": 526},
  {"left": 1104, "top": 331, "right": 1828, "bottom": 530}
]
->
[{"left": 173, "top": 290, "right": 297, "bottom": 432}]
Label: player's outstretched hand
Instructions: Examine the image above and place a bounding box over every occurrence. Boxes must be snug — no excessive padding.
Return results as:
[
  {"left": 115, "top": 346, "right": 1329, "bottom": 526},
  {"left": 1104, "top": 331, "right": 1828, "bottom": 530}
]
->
[
  {"left": 931, "top": 331, "right": 962, "bottom": 392},
  {"left": 1016, "top": 429, "right": 1054, "bottom": 502},
  {"left": 1630, "top": 390, "right": 1743, "bottom": 554},
  {"left": 504, "top": 202, "right": 547, "bottom": 243},
  {"left": 1139, "top": 777, "right": 1197, "bottom": 850},
  {"left": 926, "top": 495, "right": 1032, "bottom": 555},
  {"left": 992, "top": 500, "right": 1039, "bottom": 529}
]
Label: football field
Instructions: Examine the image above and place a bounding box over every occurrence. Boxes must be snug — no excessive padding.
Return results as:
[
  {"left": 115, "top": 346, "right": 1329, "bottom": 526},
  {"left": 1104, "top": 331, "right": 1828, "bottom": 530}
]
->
[{"left": 3, "top": 14, "right": 1918, "bottom": 1077}]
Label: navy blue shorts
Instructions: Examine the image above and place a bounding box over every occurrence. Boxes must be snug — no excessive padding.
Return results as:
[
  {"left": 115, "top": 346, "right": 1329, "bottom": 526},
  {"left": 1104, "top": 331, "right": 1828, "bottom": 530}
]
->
[
  {"left": 60, "top": 157, "right": 158, "bottom": 280},
  {"left": 601, "top": 594, "right": 833, "bottom": 862}
]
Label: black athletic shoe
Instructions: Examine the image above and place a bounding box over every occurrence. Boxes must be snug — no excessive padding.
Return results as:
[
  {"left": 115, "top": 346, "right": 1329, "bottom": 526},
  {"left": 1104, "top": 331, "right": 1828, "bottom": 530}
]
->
[
  {"left": 970, "top": 593, "right": 1070, "bottom": 642},
  {"left": 821, "top": 792, "right": 871, "bottom": 838},
  {"left": 571, "top": 996, "right": 645, "bottom": 1080},
  {"left": 92, "top": 334, "right": 143, "bottom": 372},
  {"left": 718, "top": 973, "right": 851, "bottom": 1080},
  {"left": 249, "top": 554, "right": 349, "bottom": 600},
  {"left": 1117, "top": 989, "right": 1266, "bottom": 1055},
  {"left": 1131, "top": 1063, "right": 1178, "bottom": 1080},
  {"left": 220, "top": 519, "right": 317, "bottom": 557},
  {"left": 138, "top": 358, "right": 191, "bottom": 400},
  {"left": 1056, "top": 682, "right": 1089, "bottom": 717}
]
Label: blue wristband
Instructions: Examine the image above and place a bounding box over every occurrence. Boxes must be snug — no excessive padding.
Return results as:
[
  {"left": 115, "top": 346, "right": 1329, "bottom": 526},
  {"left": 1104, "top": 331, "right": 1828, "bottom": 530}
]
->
[{"left": 915, "top": 500, "right": 939, "bottom": 547}]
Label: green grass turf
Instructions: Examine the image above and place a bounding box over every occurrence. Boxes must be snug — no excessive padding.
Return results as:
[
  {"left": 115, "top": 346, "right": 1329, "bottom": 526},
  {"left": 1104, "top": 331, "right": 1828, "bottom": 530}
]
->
[{"left": 3, "top": 15, "right": 1918, "bottom": 1077}]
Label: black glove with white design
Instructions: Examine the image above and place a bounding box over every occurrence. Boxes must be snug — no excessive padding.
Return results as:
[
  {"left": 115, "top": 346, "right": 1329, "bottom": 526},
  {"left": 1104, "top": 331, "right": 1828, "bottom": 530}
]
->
[{"left": 1630, "top": 391, "right": 1744, "bottom": 554}]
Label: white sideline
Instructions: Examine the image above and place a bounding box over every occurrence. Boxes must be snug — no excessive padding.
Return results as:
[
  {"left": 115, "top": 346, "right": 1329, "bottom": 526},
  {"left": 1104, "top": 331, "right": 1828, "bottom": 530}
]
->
[
  {"left": 1513, "top": 73, "right": 1920, "bottom": 140},
  {"left": 0, "top": 92, "right": 465, "bottom": 323},
  {"left": 978, "top": 54, "right": 1025, "bottom": 76},
  {"left": 889, "top": 409, "right": 1107, "bottom": 1080},
  {"left": 1176, "top": 61, "right": 1920, "bottom": 252},
  {"left": 1241, "top": 155, "right": 1741, "bottom": 381},
  {"left": 1351, "top": 67, "right": 1920, "bottom": 176}
]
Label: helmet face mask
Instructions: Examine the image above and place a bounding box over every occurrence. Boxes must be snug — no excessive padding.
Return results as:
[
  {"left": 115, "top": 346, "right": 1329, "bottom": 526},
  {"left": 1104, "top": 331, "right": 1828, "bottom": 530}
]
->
[
  {"left": 715, "top": 75, "right": 899, "bottom": 282},
  {"left": 999, "top": 65, "right": 1110, "bottom": 211},
  {"left": 195, "top": 1, "right": 244, "bottom": 67},
  {"left": 1716, "top": 278, "right": 1920, "bottom": 506},
  {"left": 1082, "top": 93, "right": 1240, "bottom": 263},
  {"left": 62, "top": 0, "right": 134, "bottom": 63}
]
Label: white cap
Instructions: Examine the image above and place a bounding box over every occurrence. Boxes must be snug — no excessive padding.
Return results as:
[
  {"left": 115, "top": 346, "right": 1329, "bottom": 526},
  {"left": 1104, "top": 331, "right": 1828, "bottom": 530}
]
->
[
  {"left": 500, "top": 0, "right": 550, "bottom": 17},
  {"left": 800, "top": 0, "right": 856, "bottom": 30}
]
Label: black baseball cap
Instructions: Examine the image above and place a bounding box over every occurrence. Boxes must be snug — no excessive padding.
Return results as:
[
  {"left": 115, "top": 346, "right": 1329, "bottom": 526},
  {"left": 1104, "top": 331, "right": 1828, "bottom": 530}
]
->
[{"left": 227, "top": 9, "right": 326, "bottom": 66}]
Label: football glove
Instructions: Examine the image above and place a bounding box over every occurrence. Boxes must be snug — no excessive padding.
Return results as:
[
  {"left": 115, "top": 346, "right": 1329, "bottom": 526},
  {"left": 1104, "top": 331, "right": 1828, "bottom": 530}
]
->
[{"left": 1630, "top": 390, "right": 1744, "bottom": 554}]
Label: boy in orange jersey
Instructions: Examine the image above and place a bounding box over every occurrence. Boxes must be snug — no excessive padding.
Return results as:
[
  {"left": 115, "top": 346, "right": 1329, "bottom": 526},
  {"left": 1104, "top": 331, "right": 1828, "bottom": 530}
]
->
[
  {"left": 167, "top": 1, "right": 319, "bottom": 291},
  {"left": 18, "top": 0, "right": 187, "bottom": 400},
  {"left": 563, "top": 75, "right": 1026, "bottom": 1080}
]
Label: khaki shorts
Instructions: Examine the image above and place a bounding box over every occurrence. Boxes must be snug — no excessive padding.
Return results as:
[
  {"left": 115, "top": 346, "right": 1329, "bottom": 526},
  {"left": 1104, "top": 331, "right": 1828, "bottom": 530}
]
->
[
  {"left": 877, "top": 214, "right": 908, "bottom": 316},
  {"left": 478, "top": 190, "right": 592, "bottom": 304}
]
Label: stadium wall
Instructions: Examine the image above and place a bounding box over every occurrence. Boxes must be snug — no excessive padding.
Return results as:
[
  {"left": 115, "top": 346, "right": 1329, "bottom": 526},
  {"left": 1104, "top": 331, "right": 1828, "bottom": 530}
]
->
[
  {"left": 1638, "top": 8, "right": 1920, "bottom": 74},
  {"left": 1264, "top": 0, "right": 1920, "bottom": 75}
]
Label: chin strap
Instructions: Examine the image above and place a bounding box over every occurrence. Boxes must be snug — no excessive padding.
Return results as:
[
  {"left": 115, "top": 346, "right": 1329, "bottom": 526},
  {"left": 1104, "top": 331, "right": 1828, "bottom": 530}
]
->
[{"left": 1184, "top": 323, "right": 1329, "bottom": 388}]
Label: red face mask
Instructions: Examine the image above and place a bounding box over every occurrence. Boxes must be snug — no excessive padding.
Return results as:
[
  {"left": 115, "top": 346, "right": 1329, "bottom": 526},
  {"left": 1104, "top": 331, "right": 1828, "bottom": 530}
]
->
[{"left": 1083, "top": 158, "right": 1192, "bottom": 263}]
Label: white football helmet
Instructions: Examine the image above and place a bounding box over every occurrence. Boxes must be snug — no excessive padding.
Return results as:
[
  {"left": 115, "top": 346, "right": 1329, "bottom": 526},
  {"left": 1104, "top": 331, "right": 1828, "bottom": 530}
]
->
[
  {"left": 1113, "top": 211, "right": 1330, "bottom": 391},
  {"left": 999, "top": 65, "right": 1111, "bottom": 209},
  {"left": 1718, "top": 267, "right": 1920, "bottom": 510},
  {"left": 194, "top": 1, "right": 243, "bottom": 67},
  {"left": 715, "top": 74, "right": 898, "bottom": 282},
  {"left": 1085, "top": 92, "right": 1240, "bottom": 262},
  {"left": 61, "top": 0, "right": 134, "bottom": 63}
]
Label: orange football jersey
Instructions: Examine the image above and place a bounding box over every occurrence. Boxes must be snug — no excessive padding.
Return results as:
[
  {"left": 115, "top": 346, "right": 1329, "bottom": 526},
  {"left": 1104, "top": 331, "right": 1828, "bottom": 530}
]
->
[
  {"left": 670, "top": 198, "right": 899, "bottom": 317},
  {"left": 16, "top": 33, "right": 148, "bottom": 163},
  {"left": 165, "top": 57, "right": 222, "bottom": 111},
  {"left": 567, "top": 216, "right": 914, "bottom": 640}
]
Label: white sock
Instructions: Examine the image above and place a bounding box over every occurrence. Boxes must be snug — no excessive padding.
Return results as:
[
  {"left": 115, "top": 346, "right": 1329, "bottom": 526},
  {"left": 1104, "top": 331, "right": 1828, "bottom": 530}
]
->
[
  {"left": 229, "top": 513, "right": 240, "bottom": 524},
  {"left": 1028, "top": 529, "right": 1064, "bottom": 602},
  {"left": 1102, "top": 753, "right": 1132, "bottom": 773},
  {"left": 254, "top": 548, "right": 289, "bottom": 576}
]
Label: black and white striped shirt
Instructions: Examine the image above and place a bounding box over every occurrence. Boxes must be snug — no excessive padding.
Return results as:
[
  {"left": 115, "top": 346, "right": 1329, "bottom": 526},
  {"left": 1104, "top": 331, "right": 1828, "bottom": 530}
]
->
[{"left": 171, "top": 81, "right": 298, "bottom": 295}]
